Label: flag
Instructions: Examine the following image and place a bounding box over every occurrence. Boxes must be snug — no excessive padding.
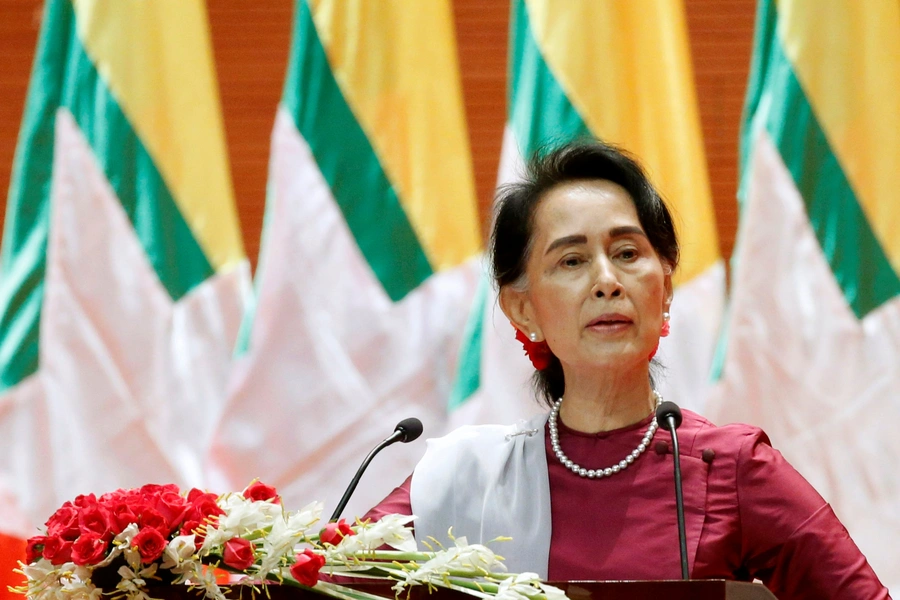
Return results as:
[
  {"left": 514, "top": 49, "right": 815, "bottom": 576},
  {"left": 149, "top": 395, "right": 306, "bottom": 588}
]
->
[
  {"left": 708, "top": 0, "right": 899, "bottom": 590},
  {"left": 0, "top": 0, "right": 248, "bottom": 579},
  {"left": 449, "top": 0, "right": 724, "bottom": 425},
  {"left": 207, "top": 0, "right": 481, "bottom": 519}
]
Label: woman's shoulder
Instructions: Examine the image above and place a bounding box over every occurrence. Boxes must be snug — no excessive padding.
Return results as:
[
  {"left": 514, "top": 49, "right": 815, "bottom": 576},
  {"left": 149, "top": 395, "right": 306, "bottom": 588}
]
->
[
  {"left": 427, "top": 413, "right": 550, "bottom": 449},
  {"left": 679, "top": 408, "right": 773, "bottom": 459},
  {"left": 681, "top": 407, "right": 765, "bottom": 434}
]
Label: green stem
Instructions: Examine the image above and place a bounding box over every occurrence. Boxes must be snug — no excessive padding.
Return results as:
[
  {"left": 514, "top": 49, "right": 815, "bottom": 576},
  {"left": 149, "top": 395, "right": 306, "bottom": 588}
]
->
[
  {"left": 328, "top": 551, "right": 432, "bottom": 562},
  {"left": 446, "top": 578, "right": 499, "bottom": 594}
]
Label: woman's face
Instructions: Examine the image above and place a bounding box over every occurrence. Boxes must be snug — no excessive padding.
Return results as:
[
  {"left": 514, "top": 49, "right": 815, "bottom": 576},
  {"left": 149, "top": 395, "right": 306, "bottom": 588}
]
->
[{"left": 502, "top": 179, "right": 672, "bottom": 371}]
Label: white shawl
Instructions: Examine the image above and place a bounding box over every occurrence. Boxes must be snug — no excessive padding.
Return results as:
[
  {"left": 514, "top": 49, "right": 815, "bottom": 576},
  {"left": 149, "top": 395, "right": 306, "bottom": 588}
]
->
[{"left": 409, "top": 413, "right": 552, "bottom": 577}]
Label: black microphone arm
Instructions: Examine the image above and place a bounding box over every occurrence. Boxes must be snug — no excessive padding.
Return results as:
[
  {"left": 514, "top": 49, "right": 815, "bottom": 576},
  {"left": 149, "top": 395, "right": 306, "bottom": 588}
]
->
[
  {"left": 656, "top": 401, "right": 689, "bottom": 580},
  {"left": 329, "top": 417, "right": 424, "bottom": 522}
]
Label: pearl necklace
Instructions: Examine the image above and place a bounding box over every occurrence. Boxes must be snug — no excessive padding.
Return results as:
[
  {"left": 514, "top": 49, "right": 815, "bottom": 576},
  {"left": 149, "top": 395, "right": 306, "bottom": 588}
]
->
[{"left": 549, "top": 390, "right": 662, "bottom": 479}]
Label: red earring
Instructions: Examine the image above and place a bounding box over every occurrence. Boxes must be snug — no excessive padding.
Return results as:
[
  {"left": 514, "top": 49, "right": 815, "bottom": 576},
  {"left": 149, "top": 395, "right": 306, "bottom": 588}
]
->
[
  {"left": 514, "top": 326, "right": 553, "bottom": 371},
  {"left": 649, "top": 312, "right": 671, "bottom": 361}
]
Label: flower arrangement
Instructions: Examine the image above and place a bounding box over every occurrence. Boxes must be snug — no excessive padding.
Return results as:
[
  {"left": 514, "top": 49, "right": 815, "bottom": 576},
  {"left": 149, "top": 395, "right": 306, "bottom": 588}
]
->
[{"left": 12, "top": 482, "right": 566, "bottom": 600}]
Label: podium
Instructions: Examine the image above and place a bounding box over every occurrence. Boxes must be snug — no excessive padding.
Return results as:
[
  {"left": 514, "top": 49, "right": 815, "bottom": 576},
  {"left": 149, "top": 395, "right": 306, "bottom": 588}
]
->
[
  {"left": 554, "top": 580, "right": 777, "bottom": 599},
  {"left": 151, "top": 580, "right": 778, "bottom": 600}
]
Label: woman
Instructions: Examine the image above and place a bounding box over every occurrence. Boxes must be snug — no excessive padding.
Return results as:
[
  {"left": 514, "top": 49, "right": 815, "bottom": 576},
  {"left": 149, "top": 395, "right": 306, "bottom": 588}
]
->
[{"left": 366, "top": 141, "right": 888, "bottom": 599}]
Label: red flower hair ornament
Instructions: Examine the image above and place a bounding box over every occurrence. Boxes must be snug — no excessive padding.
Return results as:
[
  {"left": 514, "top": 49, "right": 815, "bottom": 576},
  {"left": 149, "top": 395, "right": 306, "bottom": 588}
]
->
[{"left": 514, "top": 327, "right": 553, "bottom": 371}]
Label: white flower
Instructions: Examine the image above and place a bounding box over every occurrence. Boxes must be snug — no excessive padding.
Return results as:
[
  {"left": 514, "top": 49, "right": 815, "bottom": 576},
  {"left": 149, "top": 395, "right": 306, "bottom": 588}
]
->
[
  {"left": 494, "top": 573, "right": 567, "bottom": 600},
  {"left": 20, "top": 559, "right": 59, "bottom": 600},
  {"left": 330, "top": 514, "right": 416, "bottom": 558},
  {"left": 114, "top": 523, "right": 140, "bottom": 546},
  {"left": 106, "top": 523, "right": 143, "bottom": 570},
  {"left": 285, "top": 501, "right": 323, "bottom": 536},
  {"left": 59, "top": 575, "right": 101, "bottom": 600},
  {"left": 160, "top": 535, "right": 198, "bottom": 571},
  {"left": 185, "top": 562, "right": 226, "bottom": 600},
  {"left": 201, "top": 493, "right": 281, "bottom": 552},
  {"left": 115, "top": 563, "right": 159, "bottom": 600},
  {"left": 391, "top": 538, "right": 506, "bottom": 594},
  {"left": 21, "top": 558, "right": 55, "bottom": 584},
  {"left": 255, "top": 501, "right": 324, "bottom": 575}
]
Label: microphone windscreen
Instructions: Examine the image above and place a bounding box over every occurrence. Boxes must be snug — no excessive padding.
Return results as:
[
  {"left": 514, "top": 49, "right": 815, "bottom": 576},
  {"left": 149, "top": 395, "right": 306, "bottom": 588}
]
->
[
  {"left": 656, "top": 401, "right": 683, "bottom": 429},
  {"left": 395, "top": 417, "right": 424, "bottom": 443}
]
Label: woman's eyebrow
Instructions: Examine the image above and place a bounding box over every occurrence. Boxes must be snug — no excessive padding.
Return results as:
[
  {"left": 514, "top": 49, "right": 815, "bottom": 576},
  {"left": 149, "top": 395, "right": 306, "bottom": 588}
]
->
[
  {"left": 608, "top": 225, "right": 648, "bottom": 239},
  {"left": 545, "top": 234, "right": 587, "bottom": 255}
]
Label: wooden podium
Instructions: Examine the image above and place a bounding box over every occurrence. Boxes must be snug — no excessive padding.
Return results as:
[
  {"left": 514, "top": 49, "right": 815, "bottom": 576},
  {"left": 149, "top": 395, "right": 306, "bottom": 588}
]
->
[
  {"left": 552, "top": 580, "right": 777, "bottom": 599},
  {"left": 153, "top": 580, "right": 778, "bottom": 600}
]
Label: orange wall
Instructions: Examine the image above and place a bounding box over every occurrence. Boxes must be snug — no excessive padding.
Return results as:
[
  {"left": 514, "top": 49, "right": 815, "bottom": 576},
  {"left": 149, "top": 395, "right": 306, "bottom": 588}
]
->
[{"left": 0, "top": 0, "right": 754, "bottom": 267}]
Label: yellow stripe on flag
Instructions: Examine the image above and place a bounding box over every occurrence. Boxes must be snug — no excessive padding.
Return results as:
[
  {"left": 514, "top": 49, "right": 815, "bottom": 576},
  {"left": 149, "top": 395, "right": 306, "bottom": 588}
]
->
[
  {"left": 777, "top": 0, "right": 900, "bottom": 272},
  {"left": 70, "top": 0, "right": 244, "bottom": 271},
  {"left": 525, "top": 0, "right": 718, "bottom": 285},
  {"left": 309, "top": 0, "right": 481, "bottom": 272}
]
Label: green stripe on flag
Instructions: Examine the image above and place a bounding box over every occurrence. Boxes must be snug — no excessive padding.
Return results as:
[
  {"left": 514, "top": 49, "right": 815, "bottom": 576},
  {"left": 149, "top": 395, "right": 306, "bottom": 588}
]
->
[
  {"left": 448, "top": 271, "right": 488, "bottom": 411},
  {"left": 233, "top": 180, "right": 276, "bottom": 357},
  {"left": 282, "top": 0, "right": 432, "bottom": 302},
  {"left": 0, "top": 0, "right": 215, "bottom": 391},
  {"left": 739, "top": 0, "right": 900, "bottom": 319},
  {"left": 508, "top": 0, "right": 592, "bottom": 158}
]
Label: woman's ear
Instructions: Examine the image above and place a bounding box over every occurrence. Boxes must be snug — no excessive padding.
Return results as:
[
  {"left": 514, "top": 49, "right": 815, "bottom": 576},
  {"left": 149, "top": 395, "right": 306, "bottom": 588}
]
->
[
  {"left": 499, "top": 285, "right": 540, "bottom": 339},
  {"left": 662, "top": 262, "right": 674, "bottom": 313}
]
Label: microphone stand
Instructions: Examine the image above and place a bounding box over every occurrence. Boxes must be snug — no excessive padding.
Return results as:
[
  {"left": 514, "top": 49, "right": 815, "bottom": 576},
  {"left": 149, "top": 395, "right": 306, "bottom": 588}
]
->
[
  {"left": 330, "top": 435, "right": 399, "bottom": 522},
  {"left": 657, "top": 401, "right": 689, "bottom": 580},
  {"left": 669, "top": 421, "right": 689, "bottom": 579},
  {"left": 329, "top": 418, "right": 423, "bottom": 522}
]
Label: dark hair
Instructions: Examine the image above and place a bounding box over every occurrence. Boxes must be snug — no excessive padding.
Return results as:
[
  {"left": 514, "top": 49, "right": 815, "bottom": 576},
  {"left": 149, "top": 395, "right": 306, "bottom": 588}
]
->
[{"left": 489, "top": 140, "right": 679, "bottom": 407}]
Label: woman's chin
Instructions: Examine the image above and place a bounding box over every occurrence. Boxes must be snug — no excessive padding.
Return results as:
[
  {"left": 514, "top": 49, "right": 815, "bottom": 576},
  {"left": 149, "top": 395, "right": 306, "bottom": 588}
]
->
[{"left": 573, "top": 345, "right": 656, "bottom": 371}]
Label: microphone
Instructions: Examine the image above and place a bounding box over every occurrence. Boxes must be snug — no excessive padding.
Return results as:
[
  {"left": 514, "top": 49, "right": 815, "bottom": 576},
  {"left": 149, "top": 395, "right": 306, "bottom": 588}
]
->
[
  {"left": 329, "top": 417, "right": 423, "bottom": 522},
  {"left": 391, "top": 417, "right": 424, "bottom": 444},
  {"left": 656, "top": 401, "right": 689, "bottom": 580}
]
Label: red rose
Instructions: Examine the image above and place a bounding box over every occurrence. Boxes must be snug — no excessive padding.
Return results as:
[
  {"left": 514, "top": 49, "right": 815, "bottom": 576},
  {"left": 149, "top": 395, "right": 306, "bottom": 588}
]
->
[
  {"left": 179, "top": 519, "right": 204, "bottom": 543},
  {"left": 71, "top": 533, "right": 108, "bottom": 566},
  {"left": 140, "top": 483, "right": 180, "bottom": 497},
  {"left": 223, "top": 537, "right": 255, "bottom": 571},
  {"left": 139, "top": 507, "right": 172, "bottom": 536},
  {"left": 46, "top": 505, "right": 80, "bottom": 541},
  {"left": 243, "top": 482, "right": 280, "bottom": 503},
  {"left": 153, "top": 491, "right": 189, "bottom": 529},
  {"left": 319, "top": 519, "right": 355, "bottom": 546},
  {"left": 186, "top": 488, "right": 208, "bottom": 502},
  {"left": 180, "top": 506, "right": 218, "bottom": 547},
  {"left": 41, "top": 536, "right": 73, "bottom": 565},
  {"left": 289, "top": 549, "right": 325, "bottom": 586},
  {"left": 72, "top": 493, "right": 98, "bottom": 509},
  {"left": 185, "top": 495, "right": 224, "bottom": 530},
  {"left": 132, "top": 527, "right": 167, "bottom": 563},
  {"left": 78, "top": 504, "right": 112, "bottom": 541},
  {"left": 25, "top": 536, "right": 46, "bottom": 564},
  {"left": 108, "top": 502, "right": 140, "bottom": 534},
  {"left": 99, "top": 489, "right": 127, "bottom": 505}
]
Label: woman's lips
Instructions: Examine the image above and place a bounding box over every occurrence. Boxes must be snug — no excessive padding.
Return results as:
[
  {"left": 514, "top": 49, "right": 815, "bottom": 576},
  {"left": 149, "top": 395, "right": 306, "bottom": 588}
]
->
[{"left": 586, "top": 313, "right": 633, "bottom": 333}]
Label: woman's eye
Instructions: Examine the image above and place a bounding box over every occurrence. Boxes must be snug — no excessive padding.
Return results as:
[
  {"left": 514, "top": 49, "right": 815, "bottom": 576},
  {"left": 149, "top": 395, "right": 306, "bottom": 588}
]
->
[
  {"left": 562, "top": 256, "right": 583, "bottom": 267},
  {"left": 617, "top": 249, "right": 638, "bottom": 260}
]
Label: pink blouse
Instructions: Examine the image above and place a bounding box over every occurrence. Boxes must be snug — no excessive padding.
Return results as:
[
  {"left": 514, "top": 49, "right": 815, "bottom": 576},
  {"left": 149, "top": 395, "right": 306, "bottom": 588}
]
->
[{"left": 364, "top": 410, "right": 888, "bottom": 600}]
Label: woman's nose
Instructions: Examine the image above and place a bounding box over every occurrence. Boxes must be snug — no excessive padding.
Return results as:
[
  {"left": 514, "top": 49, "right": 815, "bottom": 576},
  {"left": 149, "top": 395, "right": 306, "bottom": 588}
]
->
[{"left": 592, "top": 259, "right": 623, "bottom": 298}]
